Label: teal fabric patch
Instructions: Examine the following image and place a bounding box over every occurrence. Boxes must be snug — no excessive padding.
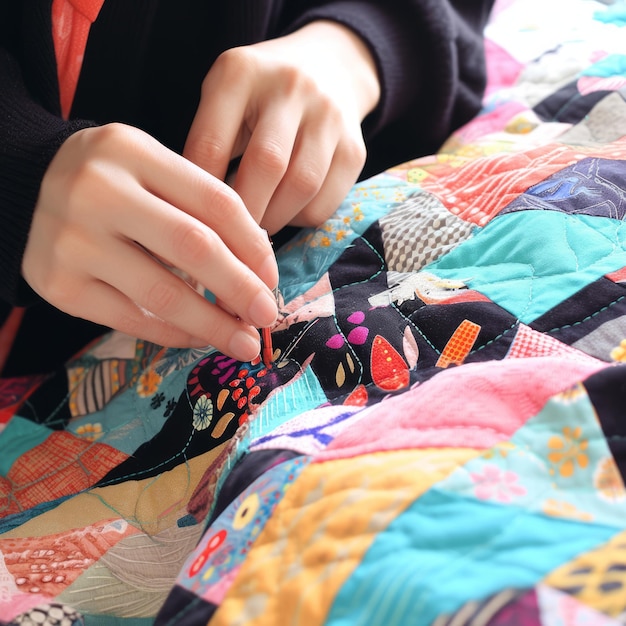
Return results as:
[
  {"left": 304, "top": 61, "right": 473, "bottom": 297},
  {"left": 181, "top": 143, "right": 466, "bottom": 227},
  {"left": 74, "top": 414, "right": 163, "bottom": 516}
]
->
[
  {"left": 581, "top": 53, "right": 626, "bottom": 78},
  {"left": 0, "top": 497, "right": 73, "bottom": 534},
  {"left": 248, "top": 364, "right": 327, "bottom": 440},
  {"left": 594, "top": 6, "right": 626, "bottom": 27},
  {"left": 326, "top": 488, "right": 617, "bottom": 626},
  {"left": 442, "top": 382, "right": 626, "bottom": 529},
  {"left": 68, "top": 357, "right": 200, "bottom": 455},
  {"left": 0, "top": 416, "right": 50, "bottom": 476},
  {"left": 426, "top": 211, "right": 626, "bottom": 323},
  {"left": 278, "top": 176, "right": 419, "bottom": 303}
]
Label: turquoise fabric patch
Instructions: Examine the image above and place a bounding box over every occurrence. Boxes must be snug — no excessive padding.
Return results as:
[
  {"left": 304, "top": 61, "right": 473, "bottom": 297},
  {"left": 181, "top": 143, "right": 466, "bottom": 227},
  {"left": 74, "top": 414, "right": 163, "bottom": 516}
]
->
[
  {"left": 581, "top": 53, "right": 626, "bottom": 78},
  {"left": 594, "top": 5, "right": 626, "bottom": 27},
  {"left": 442, "top": 382, "right": 626, "bottom": 529},
  {"left": 248, "top": 364, "right": 327, "bottom": 440},
  {"left": 326, "top": 488, "right": 617, "bottom": 626},
  {"left": 278, "top": 176, "right": 419, "bottom": 303},
  {"left": 68, "top": 358, "right": 199, "bottom": 455},
  {"left": 426, "top": 211, "right": 626, "bottom": 323},
  {"left": 0, "top": 416, "right": 50, "bottom": 476},
  {"left": 0, "top": 496, "right": 73, "bottom": 534}
]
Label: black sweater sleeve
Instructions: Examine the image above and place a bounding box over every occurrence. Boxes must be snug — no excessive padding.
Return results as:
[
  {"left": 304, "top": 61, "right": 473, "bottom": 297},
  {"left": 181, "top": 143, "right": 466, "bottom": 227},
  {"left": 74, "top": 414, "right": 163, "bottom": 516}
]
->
[
  {"left": 0, "top": 2, "right": 96, "bottom": 308},
  {"left": 281, "top": 0, "right": 495, "bottom": 176},
  {"left": 0, "top": 0, "right": 494, "bottom": 310}
]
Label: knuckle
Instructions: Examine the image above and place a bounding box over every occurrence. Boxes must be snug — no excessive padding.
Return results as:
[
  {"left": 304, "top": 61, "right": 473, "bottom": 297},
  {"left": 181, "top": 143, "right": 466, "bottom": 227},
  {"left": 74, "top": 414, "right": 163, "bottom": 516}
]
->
[
  {"left": 280, "top": 63, "right": 310, "bottom": 94},
  {"left": 200, "top": 184, "right": 243, "bottom": 223},
  {"left": 249, "top": 229, "right": 272, "bottom": 259},
  {"left": 172, "top": 222, "right": 215, "bottom": 267},
  {"left": 42, "top": 268, "right": 82, "bottom": 310},
  {"left": 340, "top": 134, "right": 367, "bottom": 171},
  {"left": 113, "top": 311, "right": 146, "bottom": 340},
  {"left": 289, "top": 164, "right": 324, "bottom": 200},
  {"left": 185, "top": 133, "right": 226, "bottom": 168},
  {"left": 144, "top": 279, "right": 183, "bottom": 317},
  {"left": 210, "top": 47, "right": 256, "bottom": 86},
  {"left": 251, "top": 140, "right": 289, "bottom": 177},
  {"left": 85, "top": 122, "right": 132, "bottom": 153},
  {"left": 37, "top": 236, "right": 85, "bottom": 305},
  {"left": 317, "top": 91, "right": 340, "bottom": 118},
  {"left": 63, "top": 160, "right": 105, "bottom": 206},
  {"left": 58, "top": 126, "right": 137, "bottom": 210}
]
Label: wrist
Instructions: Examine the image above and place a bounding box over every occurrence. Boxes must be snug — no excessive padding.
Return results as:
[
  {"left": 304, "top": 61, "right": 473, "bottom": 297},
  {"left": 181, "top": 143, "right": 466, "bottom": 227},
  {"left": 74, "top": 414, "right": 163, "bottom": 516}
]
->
[{"left": 281, "top": 20, "right": 381, "bottom": 121}]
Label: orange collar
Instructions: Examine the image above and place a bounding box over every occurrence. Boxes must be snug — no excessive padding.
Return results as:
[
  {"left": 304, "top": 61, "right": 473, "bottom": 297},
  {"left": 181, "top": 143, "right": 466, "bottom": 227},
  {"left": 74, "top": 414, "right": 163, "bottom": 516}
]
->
[{"left": 51, "top": 0, "right": 105, "bottom": 118}]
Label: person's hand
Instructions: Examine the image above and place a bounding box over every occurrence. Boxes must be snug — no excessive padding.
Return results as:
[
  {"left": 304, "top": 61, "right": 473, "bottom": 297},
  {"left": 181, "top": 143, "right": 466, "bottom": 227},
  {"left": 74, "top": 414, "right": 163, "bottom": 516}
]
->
[
  {"left": 184, "top": 20, "right": 380, "bottom": 234},
  {"left": 22, "top": 123, "right": 279, "bottom": 361}
]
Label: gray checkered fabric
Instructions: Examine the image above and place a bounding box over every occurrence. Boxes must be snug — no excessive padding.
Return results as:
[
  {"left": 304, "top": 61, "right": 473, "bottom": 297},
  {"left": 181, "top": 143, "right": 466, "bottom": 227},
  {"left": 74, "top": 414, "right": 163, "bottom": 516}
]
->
[{"left": 379, "top": 191, "right": 475, "bottom": 272}]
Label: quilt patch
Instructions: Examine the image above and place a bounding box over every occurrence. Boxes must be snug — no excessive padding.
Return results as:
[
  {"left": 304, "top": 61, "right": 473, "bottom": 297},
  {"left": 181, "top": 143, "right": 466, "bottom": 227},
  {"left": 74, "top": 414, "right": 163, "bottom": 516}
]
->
[{"left": 3, "top": 1, "right": 626, "bottom": 625}]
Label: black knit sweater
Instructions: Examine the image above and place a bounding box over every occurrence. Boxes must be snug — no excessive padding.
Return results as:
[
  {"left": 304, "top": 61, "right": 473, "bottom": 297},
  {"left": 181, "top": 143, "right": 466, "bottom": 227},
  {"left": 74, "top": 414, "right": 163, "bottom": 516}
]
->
[{"left": 0, "top": 0, "right": 494, "bottom": 373}]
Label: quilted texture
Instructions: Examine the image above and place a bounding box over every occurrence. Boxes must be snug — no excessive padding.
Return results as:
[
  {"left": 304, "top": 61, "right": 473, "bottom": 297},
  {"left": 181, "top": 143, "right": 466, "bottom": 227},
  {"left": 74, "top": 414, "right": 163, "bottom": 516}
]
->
[{"left": 2, "top": 1, "right": 626, "bottom": 624}]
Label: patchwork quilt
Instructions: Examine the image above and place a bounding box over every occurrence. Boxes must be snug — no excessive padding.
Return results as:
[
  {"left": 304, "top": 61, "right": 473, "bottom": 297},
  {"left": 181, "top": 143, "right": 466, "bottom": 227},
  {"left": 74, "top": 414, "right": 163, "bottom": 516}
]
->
[{"left": 3, "top": 0, "right": 626, "bottom": 624}]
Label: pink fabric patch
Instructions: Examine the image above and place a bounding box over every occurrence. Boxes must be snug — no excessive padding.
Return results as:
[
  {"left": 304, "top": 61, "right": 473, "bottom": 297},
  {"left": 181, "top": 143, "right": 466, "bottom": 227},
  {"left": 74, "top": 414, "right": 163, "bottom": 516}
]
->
[
  {"left": 578, "top": 75, "right": 626, "bottom": 96},
  {"left": 316, "top": 356, "right": 607, "bottom": 462},
  {"left": 0, "top": 594, "right": 53, "bottom": 623},
  {"left": 454, "top": 100, "right": 527, "bottom": 145},
  {"left": 484, "top": 38, "right": 525, "bottom": 99},
  {"left": 508, "top": 325, "right": 601, "bottom": 364}
]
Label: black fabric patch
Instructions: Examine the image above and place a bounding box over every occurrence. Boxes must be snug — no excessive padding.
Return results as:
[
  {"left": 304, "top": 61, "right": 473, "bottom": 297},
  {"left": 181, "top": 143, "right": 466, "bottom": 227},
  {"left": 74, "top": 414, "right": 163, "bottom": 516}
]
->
[
  {"left": 584, "top": 365, "right": 626, "bottom": 480},
  {"left": 533, "top": 82, "right": 611, "bottom": 124}
]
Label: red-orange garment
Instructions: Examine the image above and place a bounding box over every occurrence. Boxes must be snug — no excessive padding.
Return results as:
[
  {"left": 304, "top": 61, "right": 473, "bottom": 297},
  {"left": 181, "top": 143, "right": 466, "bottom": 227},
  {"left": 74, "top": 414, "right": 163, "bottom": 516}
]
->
[
  {"left": 0, "top": 306, "right": 25, "bottom": 374},
  {"left": 51, "top": 0, "right": 105, "bottom": 119},
  {"left": 0, "top": 0, "right": 105, "bottom": 375}
]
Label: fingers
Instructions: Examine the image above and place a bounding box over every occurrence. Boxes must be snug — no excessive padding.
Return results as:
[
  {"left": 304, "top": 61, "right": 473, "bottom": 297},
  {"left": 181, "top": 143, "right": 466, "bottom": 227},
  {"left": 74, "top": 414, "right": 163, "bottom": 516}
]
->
[
  {"left": 134, "top": 137, "right": 279, "bottom": 290},
  {"left": 73, "top": 280, "right": 262, "bottom": 362},
  {"left": 278, "top": 128, "right": 366, "bottom": 230},
  {"left": 235, "top": 115, "right": 366, "bottom": 234},
  {"left": 184, "top": 48, "right": 366, "bottom": 235},
  {"left": 111, "top": 197, "right": 278, "bottom": 330},
  {"left": 73, "top": 233, "right": 273, "bottom": 360},
  {"left": 230, "top": 96, "right": 302, "bottom": 224},
  {"left": 183, "top": 50, "right": 251, "bottom": 182},
  {"left": 23, "top": 124, "right": 279, "bottom": 360},
  {"left": 234, "top": 99, "right": 331, "bottom": 227}
]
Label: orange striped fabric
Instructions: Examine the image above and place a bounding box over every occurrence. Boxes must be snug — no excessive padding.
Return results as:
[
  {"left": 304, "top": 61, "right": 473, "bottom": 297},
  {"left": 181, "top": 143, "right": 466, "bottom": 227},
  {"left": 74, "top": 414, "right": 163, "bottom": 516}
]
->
[{"left": 51, "top": 0, "right": 105, "bottom": 119}]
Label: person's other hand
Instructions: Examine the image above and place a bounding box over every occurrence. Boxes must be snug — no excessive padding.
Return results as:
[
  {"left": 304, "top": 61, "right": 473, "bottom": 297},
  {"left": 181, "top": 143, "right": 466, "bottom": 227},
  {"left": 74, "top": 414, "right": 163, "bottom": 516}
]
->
[
  {"left": 184, "top": 20, "right": 380, "bottom": 234},
  {"left": 22, "top": 123, "right": 278, "bottom": 361}
]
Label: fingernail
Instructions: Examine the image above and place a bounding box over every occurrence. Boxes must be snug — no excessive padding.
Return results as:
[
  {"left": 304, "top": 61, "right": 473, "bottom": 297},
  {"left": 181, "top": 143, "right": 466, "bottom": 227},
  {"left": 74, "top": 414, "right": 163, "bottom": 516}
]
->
[
  {"left": 248, "top": 287, "right": 278, "bottom": 328},
  {"left": 229, "top": 328, "right": 260, "bottom": 362}
]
